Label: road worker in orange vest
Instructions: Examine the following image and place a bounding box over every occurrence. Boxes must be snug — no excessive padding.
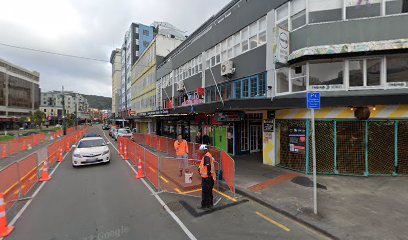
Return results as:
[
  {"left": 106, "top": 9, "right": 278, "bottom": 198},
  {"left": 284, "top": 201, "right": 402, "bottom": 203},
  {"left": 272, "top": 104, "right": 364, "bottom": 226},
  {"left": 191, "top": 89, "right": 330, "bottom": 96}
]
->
[
  {"left": 198, "top": 144, "right": 216, "bottom": 209},
  {"left": 174, "top": 134, "right": 189, "bottom": 177}
]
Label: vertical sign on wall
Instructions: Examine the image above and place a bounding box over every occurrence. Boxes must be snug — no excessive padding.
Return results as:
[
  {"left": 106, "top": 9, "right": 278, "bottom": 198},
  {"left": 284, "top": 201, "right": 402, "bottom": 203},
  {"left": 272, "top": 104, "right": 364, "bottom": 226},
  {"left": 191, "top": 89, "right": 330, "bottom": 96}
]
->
[{"left": 273, "top": 27, "right": 290, "bottom": 64}]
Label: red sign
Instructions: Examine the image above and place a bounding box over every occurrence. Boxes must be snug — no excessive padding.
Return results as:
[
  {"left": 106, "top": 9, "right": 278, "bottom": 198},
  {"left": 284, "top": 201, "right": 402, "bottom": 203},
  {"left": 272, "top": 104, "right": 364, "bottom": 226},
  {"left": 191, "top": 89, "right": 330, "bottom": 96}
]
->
[
  {"left": 129, "top": 111, "right": 136, "bottom": 115},
  {"left": 197, "top": 88, "right": 205, "bottom": 96}
]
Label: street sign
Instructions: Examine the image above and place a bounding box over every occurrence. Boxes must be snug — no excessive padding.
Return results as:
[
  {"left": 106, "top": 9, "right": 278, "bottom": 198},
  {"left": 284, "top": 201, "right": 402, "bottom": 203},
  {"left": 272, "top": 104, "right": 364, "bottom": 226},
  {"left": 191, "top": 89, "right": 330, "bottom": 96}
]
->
[{"left": 307, "top": 92, "right": 320, "bottom": 109}]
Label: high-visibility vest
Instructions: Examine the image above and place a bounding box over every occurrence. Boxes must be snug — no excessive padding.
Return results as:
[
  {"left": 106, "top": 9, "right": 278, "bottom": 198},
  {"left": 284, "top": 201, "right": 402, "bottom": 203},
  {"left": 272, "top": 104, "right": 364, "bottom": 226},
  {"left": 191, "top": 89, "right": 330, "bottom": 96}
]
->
[
  {"left": 199, "top": 152, "right": 216, "bottom": 180},
  {"left": 174, "top": 140, "right": 189, "bottom": 156}
]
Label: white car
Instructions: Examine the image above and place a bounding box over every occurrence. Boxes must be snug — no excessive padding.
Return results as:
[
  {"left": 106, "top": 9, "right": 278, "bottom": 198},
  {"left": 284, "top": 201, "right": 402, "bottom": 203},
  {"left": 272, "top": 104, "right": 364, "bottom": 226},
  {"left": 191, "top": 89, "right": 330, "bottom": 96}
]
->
[
  {"left": 114, "top": 128, "right": 132, "bottom": 141},
  {"left": 72, "top": 137, "right": 110, "bottom": 167}
]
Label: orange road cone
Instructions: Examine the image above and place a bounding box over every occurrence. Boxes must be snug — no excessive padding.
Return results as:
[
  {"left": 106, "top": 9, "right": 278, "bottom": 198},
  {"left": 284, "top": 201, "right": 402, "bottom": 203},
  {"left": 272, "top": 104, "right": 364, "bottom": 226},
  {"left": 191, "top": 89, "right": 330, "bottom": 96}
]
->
[
  {"left": 58, "top": 148, "right": 64, "bottom": 162},
  {"left": 0, "top": 192, "right": 14, "bottom": 237},
  {"left": 123, "top": 146, "right": 129, "bottom": 161},
  {"left": 39, "top": 160, "right": 51, "bottom": 182},
  {"left": 135, "top": 156, "right": 145, "bottom": 179},
  {"left": 1, "top": 145, "right": 7, "bottom": 158},
  {"left": 119, "top": 141, "right": 124, "bottom": 156},
  {"left": 27, "top": 143, "right": 32, "bottom": 150},
  {"left": 21, "top": 140, "right": 27, "bottom": 151},
  {"left": 65, "top": 141, "right": 70, "bottom": 152},
  {"left": 157, "top": 140, "right": 161, "bottom": 152}
]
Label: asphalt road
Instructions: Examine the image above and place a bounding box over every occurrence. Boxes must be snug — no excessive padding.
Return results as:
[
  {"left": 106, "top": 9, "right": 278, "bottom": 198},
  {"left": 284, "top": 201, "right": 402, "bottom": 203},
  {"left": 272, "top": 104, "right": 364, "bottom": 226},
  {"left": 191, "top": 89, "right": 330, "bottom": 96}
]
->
[{"left": 4, "top": 126, "right": 328, "bottom": 240}]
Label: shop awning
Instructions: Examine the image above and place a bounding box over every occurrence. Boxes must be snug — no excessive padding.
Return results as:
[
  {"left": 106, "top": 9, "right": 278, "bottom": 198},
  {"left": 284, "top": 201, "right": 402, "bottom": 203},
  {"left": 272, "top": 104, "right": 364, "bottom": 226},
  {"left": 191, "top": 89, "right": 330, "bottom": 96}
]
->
[{"left": 289, "top": 38, "right": 408, "bottom": 61}]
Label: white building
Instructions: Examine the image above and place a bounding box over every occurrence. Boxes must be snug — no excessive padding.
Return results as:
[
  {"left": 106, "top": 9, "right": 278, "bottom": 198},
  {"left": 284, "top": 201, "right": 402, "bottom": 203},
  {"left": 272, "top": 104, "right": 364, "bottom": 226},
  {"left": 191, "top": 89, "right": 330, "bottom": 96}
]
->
[{"left": 40, "top": 91, "right": 89, "bottom": 121}]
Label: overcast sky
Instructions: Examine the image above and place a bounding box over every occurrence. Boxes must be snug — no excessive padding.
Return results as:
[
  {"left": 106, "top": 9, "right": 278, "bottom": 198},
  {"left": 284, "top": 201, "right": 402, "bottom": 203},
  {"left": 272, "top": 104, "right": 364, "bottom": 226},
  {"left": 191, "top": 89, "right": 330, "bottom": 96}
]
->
[{"left": 0, "top": 0, "right": 230, "bottom": 97}]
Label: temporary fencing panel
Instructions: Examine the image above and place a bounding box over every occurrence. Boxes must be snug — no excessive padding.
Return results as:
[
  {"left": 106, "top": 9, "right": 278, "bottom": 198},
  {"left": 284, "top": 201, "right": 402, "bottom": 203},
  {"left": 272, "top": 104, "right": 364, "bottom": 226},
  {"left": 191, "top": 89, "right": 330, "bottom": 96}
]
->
[
  {"left": 16, "top": 153, "right": 38, "bottom": 196},
  {"left": 221, "top": 151, "right": 235, "bottom": 193},
  {"left": 8, "top": 140, "right": 19, "bottom": 156},
  {"left": 145, "top": 150, "right": 159, "bottom": 189},
  {"left": 368, "top": 121, "right": 395, "bottom": 175},
  {"left": 398, "top": 121, "right": 408, "bottom": 175},
  {"left": 0, "top": 163, "right": 19, "bottom": 211}
]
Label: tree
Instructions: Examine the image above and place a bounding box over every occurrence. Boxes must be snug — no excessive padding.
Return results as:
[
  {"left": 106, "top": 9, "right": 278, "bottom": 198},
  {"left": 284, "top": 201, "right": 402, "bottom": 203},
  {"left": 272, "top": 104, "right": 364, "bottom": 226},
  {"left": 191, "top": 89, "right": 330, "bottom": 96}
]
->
[
  {"left": 30, "top": 110, "right": 45, "bottom": 129},
  {"left": 67, "top": 113, "right": 76, "bottom": 127}
]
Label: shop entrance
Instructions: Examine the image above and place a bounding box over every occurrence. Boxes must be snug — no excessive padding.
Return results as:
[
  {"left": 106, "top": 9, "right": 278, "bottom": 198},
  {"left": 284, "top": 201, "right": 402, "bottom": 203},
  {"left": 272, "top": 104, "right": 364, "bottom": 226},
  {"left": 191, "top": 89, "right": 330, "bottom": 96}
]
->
[
  {"left": 250, "top": 125, "right": 262, "bottom": 152},
  {"left": 214, "top": 126, "right": 227, "bottom": 152}
]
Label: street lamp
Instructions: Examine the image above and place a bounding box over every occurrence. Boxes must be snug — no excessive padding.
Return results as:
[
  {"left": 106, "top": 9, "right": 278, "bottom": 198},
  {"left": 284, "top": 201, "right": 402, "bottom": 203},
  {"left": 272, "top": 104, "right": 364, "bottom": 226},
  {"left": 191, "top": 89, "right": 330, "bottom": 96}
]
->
[{"left": 61, "top": 86, "right": 66, "bottom": 135}]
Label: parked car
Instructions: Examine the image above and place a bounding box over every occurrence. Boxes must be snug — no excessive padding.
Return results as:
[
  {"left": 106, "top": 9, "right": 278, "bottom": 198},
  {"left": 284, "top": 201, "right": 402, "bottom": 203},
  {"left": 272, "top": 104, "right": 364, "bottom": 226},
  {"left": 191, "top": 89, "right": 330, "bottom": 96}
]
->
[
  {"left": 111, "top": 128, "right": 118, "bottom": 139},
  {"left": 114, "top": 128, "right": 132, "bottom": 141},
  {"left": 72, "top": 136, "right": 110, "bottom": 167},
  {"left": 102, "top": 124, "right": 110, "bottom": 130}
]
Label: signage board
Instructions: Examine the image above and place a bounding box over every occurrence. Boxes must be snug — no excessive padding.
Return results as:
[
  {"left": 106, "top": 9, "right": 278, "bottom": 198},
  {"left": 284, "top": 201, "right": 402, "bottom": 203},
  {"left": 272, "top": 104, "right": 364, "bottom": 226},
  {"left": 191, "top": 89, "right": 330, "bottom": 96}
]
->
[
  {"left": 263, "top": 120, "right": 274, "bottom": 133},
  {"left": 289, "top": 128, "right": 306, "bottom": 154},
  {"left": 307, "top": 92, "right": 321, "bottom": 109},
  {"left": 273, "top": 27, "right": 290, "bottom": 64},
  {"left": 216, "top": 112, "right": 244, "bottom": 122}
]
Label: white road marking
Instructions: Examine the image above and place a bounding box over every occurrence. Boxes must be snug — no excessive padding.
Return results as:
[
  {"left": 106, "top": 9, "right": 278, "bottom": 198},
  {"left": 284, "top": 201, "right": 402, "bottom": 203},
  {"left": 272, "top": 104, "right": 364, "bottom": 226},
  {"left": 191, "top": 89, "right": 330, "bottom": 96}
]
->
[{"left": 101, "top": 128, "right": 198, "bottom": 240}]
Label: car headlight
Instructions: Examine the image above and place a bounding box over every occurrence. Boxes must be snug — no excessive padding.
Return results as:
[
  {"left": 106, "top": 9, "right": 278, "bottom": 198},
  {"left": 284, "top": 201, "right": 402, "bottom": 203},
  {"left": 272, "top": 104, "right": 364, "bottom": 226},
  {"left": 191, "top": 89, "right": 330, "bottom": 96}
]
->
[
  {"left": 73, "top": 153, "right": 82, "bottom": 158},
  {"left": 102, "top": 150, "right": 110, "bottom": 155}
]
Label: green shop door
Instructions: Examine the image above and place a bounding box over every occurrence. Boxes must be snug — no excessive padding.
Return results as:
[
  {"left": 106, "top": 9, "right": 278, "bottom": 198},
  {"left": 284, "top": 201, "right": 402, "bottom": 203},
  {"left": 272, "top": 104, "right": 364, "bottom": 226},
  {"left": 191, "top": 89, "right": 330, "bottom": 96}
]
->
[{"left": 214, "top": 126, "right": 227, "bottom": 152}]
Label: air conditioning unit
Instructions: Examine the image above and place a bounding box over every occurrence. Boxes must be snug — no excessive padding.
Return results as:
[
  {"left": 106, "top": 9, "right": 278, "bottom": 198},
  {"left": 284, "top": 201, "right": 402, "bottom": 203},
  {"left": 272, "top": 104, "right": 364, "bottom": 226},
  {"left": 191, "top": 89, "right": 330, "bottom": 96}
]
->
[
  {"left": 177, "top": 81, "right": 185, "bottom": 91},
  {"left": 221, "top": 60, "right": 235, "bottom": 76}
]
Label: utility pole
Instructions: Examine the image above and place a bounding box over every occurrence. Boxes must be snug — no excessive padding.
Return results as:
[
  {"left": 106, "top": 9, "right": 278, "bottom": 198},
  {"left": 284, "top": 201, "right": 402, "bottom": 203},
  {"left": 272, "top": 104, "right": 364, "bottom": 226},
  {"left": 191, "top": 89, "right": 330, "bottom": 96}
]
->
[
  {"left": 62, "top": 86, "right": 66, "bottom": 135},
  {"left": 75, "top": 100, "right": 78, "bottom": 130},
  {"left": 122, "top": 45, "right": 128, "bottom": 119}
]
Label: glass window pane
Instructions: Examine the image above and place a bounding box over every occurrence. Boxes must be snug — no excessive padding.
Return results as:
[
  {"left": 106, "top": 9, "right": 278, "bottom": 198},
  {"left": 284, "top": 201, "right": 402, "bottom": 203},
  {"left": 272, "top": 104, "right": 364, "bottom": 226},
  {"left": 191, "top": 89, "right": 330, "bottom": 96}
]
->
[
  {"left": 276, "top": 3, "right": 289, "bottom": 22},
  {"left": 249, "top": 35, "right": 258, "bottom": 49},
  {"left": 241, "top": 27, "right": 248, "bottom": 40},
  {"left": 349, "top": 60, "right": 364, "bottom": 87},
  {"left": 259, "top": 16, "right": 267, "bottom": 31},
  {"left": 234, "top": 32, "right": 241, "bottom": 45},
  {"left": 242, "top": 40, "right": 249, "bottom": 52},
  {"left": 309, "top": 0, "right": 343, "bottom": 23},
  {"left": 276, "top": 68, "right": 289, "bottom": 93},
  {"left": 228, "top": 48, "right": 233, "bottom": 59},
  {"left": 250, "top": 77, "right": 258, "bottom": 97},
  {"left": 235, "top": 81, "right": 241, "bottom": 99},
  {"left": 258, "top": 73, "right": 266, "bottom": 96},
  {"left": 227, "top": 37, "right": 233, "bottom": 48},
  {"left": 291, "top": 10, "right": 306, "bottom": 30},
  {"left": 258, "top": 31, "right": 266, "bottom": 45},
  {"left": 309, "top": 61, "right": 344, "bottom": 86},
  {"left": 249, "top": 22, "right": 257, "bottom": 36},
  {"left": 221, "top": 51, "right": 227, "bottom": 62},
  {"left": 290, "top": 65, "right": 306, "bottom": 92},
  {"left": 346, "top": 0, "right": 381, "bottom": 19},
  {"left": 234, "top": 44, "right": 241, "bottom": 56},
  {"left": 386, "top": 0, "right": 408, "bottom": 15},
  {"left": 278, "top": 19, "right": 288, "bottom": 31},
  {"left": 387, "top": 55, "right": 408, "bottom": 83},
  {"left": 367, "top": 59, "right": 381, "bottom": 86},
  {"left": 243, "top": 78, "right": 249, "bottom": 97}
]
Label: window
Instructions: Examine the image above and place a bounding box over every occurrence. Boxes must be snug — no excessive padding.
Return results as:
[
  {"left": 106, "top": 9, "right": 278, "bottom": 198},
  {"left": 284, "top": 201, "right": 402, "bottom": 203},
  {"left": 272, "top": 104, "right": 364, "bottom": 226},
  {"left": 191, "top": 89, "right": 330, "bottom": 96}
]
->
[
  {"left": 249, "top": 22, "right": 258, "bottom": 50},
  {"left": 386, "top": 0, "right": 408, "bottom": 15},
  {"left": 241, "top": 27, "right": 249, "bottom": 52},
  {"left": 258, "top": 73, "right": 266, "bottom": 96},
  {"left": 136, "top": 39, "right": 139, "bottom": 45},
  {"left": 216, "top": 44, "right": 221, "bottom": 64},
  {"left": 276, "top": 68, "right": 289, "bottom": 93},
  {"left": 235, "top": 81, "right": 241, "bottom": 99},
  {"left": 387, "top": 55, "right": 408, "bottom": 85},
  {"left": 258, "top": 17, "right": 267, "bottom": 46},
  {"left": 143, "top": 30, "right": 149, "bottom": 36},
  {"left": 346, "top": 0, "right": 382, "bottom": 19},
  {"left": 290, "top": 65, "right": 307, "bottom": 92},
  {"left": 135, "top": 27, "right": 139, "bottom": 34},
  {"left": 310, "top": 0, "right": 343, "bottom": 23},
  {"left": 349, "top": 60, "right": 364, "bottom": 87},
  {"left": 250, "top": 77, "right": 258, "bottom": 97},
  {"left": 242, "top": 78, "right": 249, "bottom": 97},
  {"left": 143, "top": 41, "right": 149, "bottom": 47},
  {"left": 309, "top": 61, "right": 344, "bottom": 87},
  {"left": 291, "top": 0, "right": 306, "bottom": 30},
  {"left": 276, "top": 3, "right": 289, "bottom": 30},
  {"left": 367, "top": 59, "right": 382, "bottom": 86},
  {"left": 349, "top": 58, "right": 382, "bottom": 88},
  {"left": 233, "top": 32, "right": 241, "bottom": 57}
]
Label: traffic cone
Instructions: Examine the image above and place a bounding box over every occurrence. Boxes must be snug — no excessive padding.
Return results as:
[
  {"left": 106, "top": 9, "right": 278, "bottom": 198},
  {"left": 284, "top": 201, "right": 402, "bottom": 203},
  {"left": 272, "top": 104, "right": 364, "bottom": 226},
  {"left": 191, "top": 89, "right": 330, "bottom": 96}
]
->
[
  {"left": 135, "top": 156, "right": 145, "bottom": 179},
  {"left": 39, "top": 160, "right": 51, "bottom": 182},
  {"left": 123, "top": 146, "right": 129, "bottom": 161},
  {"left": 21, "top": 140, "right": 27, "bottom": 151},
  {"left": 58, "top": 148, "right": 64, "bottom": 162},
  {"left": 119, "top": 141, "right": 124, "bottom": 156},
  {"left": 157, "top": 140, "right": 161, "bottom": 152},
  {"left": 1, "top": 145, "right": 7, "bottom": 158},
  {"left": 0, "top": 192, "right": 14, "bottom": 237},
  {"left": 27, "top": 143, "right": 32, "bottom": 150},
  {"left": 65, "top": 141, "right": 70, "bottom": 152}
]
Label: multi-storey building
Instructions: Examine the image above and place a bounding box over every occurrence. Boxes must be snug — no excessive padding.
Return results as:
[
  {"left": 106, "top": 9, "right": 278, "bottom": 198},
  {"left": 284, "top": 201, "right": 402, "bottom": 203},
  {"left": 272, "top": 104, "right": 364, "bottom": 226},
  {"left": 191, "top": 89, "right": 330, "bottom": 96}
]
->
[
  {"left": 130, "top": 33, "right": 184, "bottom": 133},
  {"left": 40, "top": 91, "right": 89, "bottom": 123},
  {"left": 146, "top": 0, "right": 408, "bottom": 176},
  {"left": 110, "top": 48, "right": 122, "bottom": 117},
  {"left": 120, "top": 23, "right": 155, "bottom": 117},
  {"left": 0, "top": 58, "right": 41, "bottom": 128}
]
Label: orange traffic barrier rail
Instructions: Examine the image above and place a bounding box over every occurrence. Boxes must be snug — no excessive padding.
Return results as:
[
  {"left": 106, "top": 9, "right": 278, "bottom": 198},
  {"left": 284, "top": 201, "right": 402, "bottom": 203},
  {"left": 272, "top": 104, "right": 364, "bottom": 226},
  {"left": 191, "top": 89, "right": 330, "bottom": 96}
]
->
[
  {"left": 0, "top": 126, "right": 89, "bottom": 216},
  {"left": 0, "top": 132, "right": 48, "bottom": 159}
]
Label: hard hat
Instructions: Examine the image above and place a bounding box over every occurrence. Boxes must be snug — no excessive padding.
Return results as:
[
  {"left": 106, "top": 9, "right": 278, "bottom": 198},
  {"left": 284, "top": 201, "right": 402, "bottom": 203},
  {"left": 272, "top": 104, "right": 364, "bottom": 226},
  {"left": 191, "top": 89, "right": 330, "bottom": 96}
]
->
[{"left": 198, "top": 144, "right": 208, "bottom": 151}]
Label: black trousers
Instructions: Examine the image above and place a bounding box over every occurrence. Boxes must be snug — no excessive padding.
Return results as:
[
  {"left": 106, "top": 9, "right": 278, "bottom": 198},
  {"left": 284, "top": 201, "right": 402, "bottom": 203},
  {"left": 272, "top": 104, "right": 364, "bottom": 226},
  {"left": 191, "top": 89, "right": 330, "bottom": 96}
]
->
[{"left": 201, "top": 177, "right": 214, "bottom": 208}]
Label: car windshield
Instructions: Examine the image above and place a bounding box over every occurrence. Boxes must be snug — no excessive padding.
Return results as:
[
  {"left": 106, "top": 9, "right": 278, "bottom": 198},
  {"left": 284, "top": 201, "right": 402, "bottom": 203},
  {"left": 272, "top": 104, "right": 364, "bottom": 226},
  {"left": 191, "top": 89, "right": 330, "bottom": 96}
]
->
[
  {"left": 77, "top": 139, "right": 106, "bottom": 148},
  {"left": 118, "top": 129, "right": 131, "bottom": 134}
]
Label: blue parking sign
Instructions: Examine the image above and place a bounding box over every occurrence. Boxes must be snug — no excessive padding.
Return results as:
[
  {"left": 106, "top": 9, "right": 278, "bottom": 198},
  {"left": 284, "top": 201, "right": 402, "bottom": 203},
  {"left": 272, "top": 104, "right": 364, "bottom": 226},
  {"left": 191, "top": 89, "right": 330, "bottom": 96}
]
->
[{"left": 307, "top": 92, "right": 320, "bottom": 109}]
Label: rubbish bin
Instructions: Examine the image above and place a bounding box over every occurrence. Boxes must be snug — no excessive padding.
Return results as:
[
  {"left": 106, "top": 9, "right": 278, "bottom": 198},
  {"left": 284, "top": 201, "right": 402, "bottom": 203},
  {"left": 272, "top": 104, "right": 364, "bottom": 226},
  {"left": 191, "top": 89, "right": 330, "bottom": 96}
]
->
[{"left": 185, "top": 172, "right": 193, "bottom": 184}]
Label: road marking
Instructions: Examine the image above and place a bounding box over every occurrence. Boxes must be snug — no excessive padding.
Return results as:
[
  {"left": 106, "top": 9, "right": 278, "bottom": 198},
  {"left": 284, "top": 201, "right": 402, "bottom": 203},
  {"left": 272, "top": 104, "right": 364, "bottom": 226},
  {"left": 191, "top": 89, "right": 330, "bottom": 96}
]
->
[
  {"left": 213, "top": 189, "right": 237, "bottom": 202},
  {"left": 256, "top": 211, "right": 291, "bottom": 232},
  {"left": 174, "top": 188, "right": 182, "bottom": 193},
  {"left": 160, "top": 176, "right": 169, "bottom": 183},
  {"left": 101, "top": 128, "right": 198, "bottom": 240},
  {"left": 182, "top": 189, "right": 201, "bottom": 194}
]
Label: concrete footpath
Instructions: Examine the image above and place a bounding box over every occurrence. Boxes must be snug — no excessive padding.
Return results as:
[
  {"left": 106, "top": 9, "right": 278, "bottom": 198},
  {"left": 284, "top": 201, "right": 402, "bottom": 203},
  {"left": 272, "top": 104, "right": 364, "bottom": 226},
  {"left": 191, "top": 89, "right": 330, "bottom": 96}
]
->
[{"left": 234, "top": 153, "right": 408, "bottom": 240}]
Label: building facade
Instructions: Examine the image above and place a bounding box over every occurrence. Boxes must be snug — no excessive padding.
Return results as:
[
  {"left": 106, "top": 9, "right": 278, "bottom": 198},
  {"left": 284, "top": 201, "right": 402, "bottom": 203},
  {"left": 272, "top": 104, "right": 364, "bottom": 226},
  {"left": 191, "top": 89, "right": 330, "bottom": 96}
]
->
[
  {"left": 0, "top": 58, "right": 41, "bottom": 127},
  {"left": 40, "top": 91, "right": 90, "bottom": 124},
  {"left": 131, "top": 0, "right": 408, "bottom": 176},
  {"left": 130, "top": 34, "right": 184, "bottom": 133},
  {"left": 110, "top": 48, "right": 122, "bottom": 117},
  {"left": 120, "top": 23, "right": 155, "bottom": 117}
]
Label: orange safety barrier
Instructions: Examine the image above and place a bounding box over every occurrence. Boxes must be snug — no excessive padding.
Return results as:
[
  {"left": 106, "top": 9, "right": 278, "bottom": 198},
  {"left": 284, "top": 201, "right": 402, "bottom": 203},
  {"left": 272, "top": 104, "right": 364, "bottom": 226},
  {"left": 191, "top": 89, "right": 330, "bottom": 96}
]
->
[
  {"left": 145, "top": 150, "right": 158, "bottom": 189},
  {"left": 18, "top": 154, "right": 39, "bottom": 195},
  {"left": 0, "top": 163, "right": 19, "bottom": 211},
  {"left": 221, "top": 151, "right": 235, "bottom": 193},
  {"left": 0, "top": 192, "right": 14, "bottom": 237}
]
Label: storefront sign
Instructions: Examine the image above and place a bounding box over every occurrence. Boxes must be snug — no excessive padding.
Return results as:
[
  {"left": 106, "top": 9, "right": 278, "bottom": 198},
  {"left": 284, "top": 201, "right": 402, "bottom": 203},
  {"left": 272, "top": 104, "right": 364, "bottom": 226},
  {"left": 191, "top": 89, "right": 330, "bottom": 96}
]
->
[
  {"left": 197, "top": 88, "right": 205, "bottom": 96},
  {"left": 216, "top": 112, "right": 244, "bottom": 122},
  {"left": 263, "top": 120, "right": 274, "bottom": 132},
  {"left": 309, "top": 84, "right": 344, "bottom": 91},
  {"left": 137, "top": 109, "right": 169, "bottom": 117},
  {"left": 386, "top": 82, "right": 407, "bottom": 88},
  {"left": 273, "top": 27, "right": 289, "bottom": 64},
  {"left": 181, "top": 98, "right": 204, "bottom": 106},
  {"left": 289, "top": 128, "right": 306, "bottom": 154}
]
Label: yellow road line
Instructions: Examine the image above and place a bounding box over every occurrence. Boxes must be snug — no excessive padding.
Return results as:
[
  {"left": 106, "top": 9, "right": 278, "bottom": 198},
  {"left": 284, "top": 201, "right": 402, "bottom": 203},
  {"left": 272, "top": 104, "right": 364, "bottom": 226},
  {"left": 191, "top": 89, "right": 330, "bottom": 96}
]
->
[
  {"left": 213, "top": 189, "right": 237, "bottom": 202},
  {"left": 256, "top": 211, "right": 291, "bottom": 232},
  {"left": 181, "top": 189, "right": 201, "bottom": 194},
  {"left": 160, "top": 176, "right": 169, "bottom": 183},
  {"left": 174, "top": 188, "right": 182, "bottom": 193}
]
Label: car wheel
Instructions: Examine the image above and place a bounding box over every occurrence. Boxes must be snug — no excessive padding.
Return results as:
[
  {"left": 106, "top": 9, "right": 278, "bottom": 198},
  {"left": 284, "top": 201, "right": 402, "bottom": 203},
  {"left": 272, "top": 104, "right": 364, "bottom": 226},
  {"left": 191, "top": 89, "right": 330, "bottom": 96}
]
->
[{"left": 72, "top": 164, "right": 78, "bottom": 168}]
